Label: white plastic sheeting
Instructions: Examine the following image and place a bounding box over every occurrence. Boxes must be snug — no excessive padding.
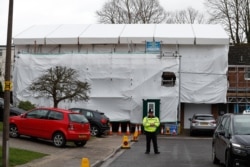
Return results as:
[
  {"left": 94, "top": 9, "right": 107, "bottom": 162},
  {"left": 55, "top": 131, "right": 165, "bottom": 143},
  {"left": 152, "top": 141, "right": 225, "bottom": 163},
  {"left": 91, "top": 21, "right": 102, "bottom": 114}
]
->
[
  {"left": 12, "top": 24, "right": 229, "bottom": 123},
  {"left": 179, "top": 45, "right": 228, "bottom": 103},
  {"left": 13, "top": 54, "right": 179, "bottom": 123},
  {"left": 13, "top": 24, "right": 229, "bottom": 45},
  {"left": 13, "top": 45, "right": 228, "bottom": 123}
]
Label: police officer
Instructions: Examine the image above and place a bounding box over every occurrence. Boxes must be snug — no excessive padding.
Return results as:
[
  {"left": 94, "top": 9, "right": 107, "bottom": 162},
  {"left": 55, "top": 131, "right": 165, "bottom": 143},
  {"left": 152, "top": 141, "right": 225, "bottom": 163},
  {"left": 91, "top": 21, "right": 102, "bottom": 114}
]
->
[{"left": 143, "top": 108, "right": 160, "bottom": 154}]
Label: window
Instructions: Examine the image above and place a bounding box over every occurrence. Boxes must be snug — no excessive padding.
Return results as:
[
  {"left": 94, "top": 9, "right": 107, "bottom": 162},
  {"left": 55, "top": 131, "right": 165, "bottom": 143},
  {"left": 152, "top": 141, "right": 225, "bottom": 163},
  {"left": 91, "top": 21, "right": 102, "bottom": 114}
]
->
[
  {"left": 27, "top": 109, "right": 48, "bottom": 119},
  {"left": 86, "top": 111, "right": 93, "bottom": 118},
  {"left": 48, "top": 111, "right": 63, "bottom": 120},
  {"left": 161, "top": 72, "right": 176, "bottom": 87},
  {"left": 244, "top": 67, "right": 250, "bottom": 80},
  {"left": 69, "top": 114, "right": 88, "bottom": 123},
  {"left": 147, "top": 102, "right": 155, "bottom": 114}
]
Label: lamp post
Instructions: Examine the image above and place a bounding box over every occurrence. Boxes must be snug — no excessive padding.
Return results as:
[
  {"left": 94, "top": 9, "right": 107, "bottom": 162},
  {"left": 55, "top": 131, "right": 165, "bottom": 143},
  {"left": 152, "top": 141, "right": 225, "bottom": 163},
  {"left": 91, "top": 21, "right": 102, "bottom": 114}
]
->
[{"left": 2, "top": 0, "right": 14, "bottom": 167}]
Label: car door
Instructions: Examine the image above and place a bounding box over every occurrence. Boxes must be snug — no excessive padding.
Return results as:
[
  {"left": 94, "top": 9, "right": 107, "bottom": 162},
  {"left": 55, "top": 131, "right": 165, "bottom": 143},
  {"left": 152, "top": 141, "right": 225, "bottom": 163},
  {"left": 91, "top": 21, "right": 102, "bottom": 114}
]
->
[
  {"left": 19, "top": 109, "right": 49, "bottom": 137},
  {"left": 214, "top": 119, "right": 223, "bottom": 161},
  {"left": 43, "top": 110, "right": 64, "bottom": 139},
  {"left": 217, "top": 116, "right": 230, "bottom": 164}
]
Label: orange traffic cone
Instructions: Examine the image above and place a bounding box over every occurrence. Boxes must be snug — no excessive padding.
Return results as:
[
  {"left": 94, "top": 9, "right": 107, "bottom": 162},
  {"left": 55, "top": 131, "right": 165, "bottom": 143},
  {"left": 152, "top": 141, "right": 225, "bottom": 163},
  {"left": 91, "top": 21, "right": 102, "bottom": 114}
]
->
[
  {"left": 131, "top": 126, "right": 139, "bottom": 142},
  {"left": 118, "top": 123, "right": 122, "bottom": 135},
  {"left": 135, "top": 125, "right": 138, "bottom": 133},
  {"left": 109, "top": 123, "right": 113, "bottom": 135},
  {"left": 161, "top": 126, "right": 164, "bottom": 135},
  {"left": 166, "top": 126, "right": 170, "bottom": 135},
  {"left": 138, "top": 124, "right": 142, "bottom": 135},
  {"left": 126, "top": 123, "right": 130, "bottom": 135}
]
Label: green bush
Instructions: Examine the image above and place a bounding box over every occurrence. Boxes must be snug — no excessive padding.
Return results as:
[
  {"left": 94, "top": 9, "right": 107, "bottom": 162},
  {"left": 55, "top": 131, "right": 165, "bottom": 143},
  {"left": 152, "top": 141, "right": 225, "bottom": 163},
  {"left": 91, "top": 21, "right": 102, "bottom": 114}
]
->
[{"left": 18, "top": 101, "right": 36, "bottom": 111}]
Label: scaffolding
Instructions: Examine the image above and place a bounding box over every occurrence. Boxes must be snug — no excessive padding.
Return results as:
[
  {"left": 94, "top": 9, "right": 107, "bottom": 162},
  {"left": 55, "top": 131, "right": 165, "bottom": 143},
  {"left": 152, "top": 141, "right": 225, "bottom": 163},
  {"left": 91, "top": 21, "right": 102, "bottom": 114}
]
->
[{"left": 227, "top": 65, "right": 250, "bottom": 112}]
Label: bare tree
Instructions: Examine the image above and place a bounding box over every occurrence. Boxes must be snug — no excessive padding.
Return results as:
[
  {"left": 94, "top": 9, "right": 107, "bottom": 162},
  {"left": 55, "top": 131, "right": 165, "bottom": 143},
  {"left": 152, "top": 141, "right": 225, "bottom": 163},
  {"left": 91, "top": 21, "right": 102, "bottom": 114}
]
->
[
  {"left": 165, "top": 7, "right": 208, "bottom": 24},
  {"left": 96, "top": 0, "right": 167, "bottom": 24},
  {"left": 205, "top": 0, "right": 250, "bottom": 44},
  {"left": 29, "top": 66, "right": 90, "bottom": 108}
]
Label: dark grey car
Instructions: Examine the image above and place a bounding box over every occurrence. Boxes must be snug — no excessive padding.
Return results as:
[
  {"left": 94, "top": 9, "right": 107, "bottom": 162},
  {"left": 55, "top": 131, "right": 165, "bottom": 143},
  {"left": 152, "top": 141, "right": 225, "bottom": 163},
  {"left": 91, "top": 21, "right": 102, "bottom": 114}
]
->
[
  {"left": 69, "top": 108, "right": 110, "bottom": 137},
  {"left": 0, "top": 98, "right": 26, "bottom": 121},
  {"left": 212, "top": 113, "right": 250, "bottom": 167}
]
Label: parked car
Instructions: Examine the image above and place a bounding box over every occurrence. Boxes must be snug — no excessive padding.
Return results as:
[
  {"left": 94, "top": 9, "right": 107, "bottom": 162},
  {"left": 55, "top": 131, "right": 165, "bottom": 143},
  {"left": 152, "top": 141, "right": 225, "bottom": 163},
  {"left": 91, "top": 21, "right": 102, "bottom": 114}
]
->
[
  {"left": 212, "top": 113, "right": 250, "bottom": 167},
  {"left": 9, "top": 107, "right": 91, "bottom": 147},
  {"left": 243, "top": 110, "right": 250, "bottom": 114},
  {"left": 188, "top": 113, "right": 216, "bottom": 136},
  {"left": 0, "top": 98, "right": 26, "bottom": 121},
  {"left": 69, "top": 108, "right": 110, "bottom": 137}
]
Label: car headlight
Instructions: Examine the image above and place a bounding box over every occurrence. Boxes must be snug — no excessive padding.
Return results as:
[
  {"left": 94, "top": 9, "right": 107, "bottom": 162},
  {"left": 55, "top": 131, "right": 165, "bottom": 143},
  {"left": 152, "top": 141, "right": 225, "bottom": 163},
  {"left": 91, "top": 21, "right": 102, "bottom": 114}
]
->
[
  {"left": 232, "top": 143, "right": 248, "bottom": 156},
  {"left": 232, "top": 143, "right": 242, "bottom": 148}
]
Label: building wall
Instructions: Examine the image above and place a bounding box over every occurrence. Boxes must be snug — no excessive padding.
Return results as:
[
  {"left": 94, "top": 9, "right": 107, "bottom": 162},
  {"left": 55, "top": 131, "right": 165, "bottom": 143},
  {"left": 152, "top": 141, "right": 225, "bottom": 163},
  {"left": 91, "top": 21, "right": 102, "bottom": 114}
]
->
[
  {"left": 227, "top": 65, "right": 250, "bottom": 112},
  {"left": 227, "top": 45, "right": 250, "bottom": 113}
]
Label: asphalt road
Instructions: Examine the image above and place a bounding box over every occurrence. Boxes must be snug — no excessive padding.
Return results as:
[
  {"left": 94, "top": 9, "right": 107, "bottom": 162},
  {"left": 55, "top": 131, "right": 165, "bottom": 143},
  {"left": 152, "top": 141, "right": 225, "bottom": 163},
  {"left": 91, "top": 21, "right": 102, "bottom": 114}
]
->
[
  {"left": 0, "top": 131, "right": 224, "bottom": 167},
  {"left": 100, "top": 135, "right": 225, "bottom": 167}
]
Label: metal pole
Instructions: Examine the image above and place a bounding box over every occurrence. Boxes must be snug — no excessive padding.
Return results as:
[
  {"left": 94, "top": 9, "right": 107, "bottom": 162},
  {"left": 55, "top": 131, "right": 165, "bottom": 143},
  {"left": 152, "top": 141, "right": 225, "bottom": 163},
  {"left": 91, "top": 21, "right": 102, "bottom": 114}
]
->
[
  {"left": 175, "top": 43, "right": 181, "bottom": 129},
  {"left": 2, "top": 0, "right": 14, "bottom": 166},
  {"left": 178, "top": 54, "right": 182, "bottom": 123}
]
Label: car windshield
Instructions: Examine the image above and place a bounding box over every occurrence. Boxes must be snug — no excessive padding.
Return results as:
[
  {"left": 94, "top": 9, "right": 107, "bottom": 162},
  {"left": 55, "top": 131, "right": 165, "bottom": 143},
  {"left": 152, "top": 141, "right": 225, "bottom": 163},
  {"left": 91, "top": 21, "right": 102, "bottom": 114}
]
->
[
  {"left": 69, "top": 113, "right": 89, "bottom": 123},
  {"left": 233, "top": 115, "right": 250, "bottom": 135}
]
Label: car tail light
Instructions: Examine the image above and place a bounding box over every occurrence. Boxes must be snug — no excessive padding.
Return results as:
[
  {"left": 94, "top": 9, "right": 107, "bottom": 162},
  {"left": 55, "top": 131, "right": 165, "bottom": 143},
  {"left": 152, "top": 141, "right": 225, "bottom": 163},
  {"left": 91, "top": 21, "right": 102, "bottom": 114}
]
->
[
  {"left": 101, "top": 118, "right": 107, "bottom": 124},
  {"left": 68, "top": 123, "right": 75, "bottom": 130}
]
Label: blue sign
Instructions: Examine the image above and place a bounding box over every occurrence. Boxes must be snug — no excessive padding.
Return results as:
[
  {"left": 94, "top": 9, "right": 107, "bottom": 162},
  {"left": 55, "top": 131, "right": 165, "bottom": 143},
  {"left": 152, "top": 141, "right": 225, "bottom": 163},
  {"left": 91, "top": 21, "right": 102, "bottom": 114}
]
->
[{"left": 146, "top": 41, "right": 161, "bottom": 52}]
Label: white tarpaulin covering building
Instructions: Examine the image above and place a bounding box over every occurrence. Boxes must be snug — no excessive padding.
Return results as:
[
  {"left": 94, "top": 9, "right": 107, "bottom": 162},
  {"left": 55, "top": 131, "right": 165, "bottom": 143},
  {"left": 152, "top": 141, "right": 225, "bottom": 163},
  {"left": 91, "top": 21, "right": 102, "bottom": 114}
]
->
[{"left": 12, "top": 24, "right": 229, "bottom": 124}]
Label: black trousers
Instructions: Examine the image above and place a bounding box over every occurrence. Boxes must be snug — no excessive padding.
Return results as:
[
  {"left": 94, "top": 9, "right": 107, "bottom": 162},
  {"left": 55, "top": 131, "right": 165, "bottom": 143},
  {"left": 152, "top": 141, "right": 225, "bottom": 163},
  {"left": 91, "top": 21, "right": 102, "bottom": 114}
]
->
[{"left": 145, "top": 131, "right": 158, "bottom": 153}]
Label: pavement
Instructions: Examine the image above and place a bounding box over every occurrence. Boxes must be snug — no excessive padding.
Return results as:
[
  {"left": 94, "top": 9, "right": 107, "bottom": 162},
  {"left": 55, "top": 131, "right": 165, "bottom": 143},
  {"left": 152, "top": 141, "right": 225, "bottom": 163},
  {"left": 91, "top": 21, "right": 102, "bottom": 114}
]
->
[
  {"left": 0, "top": 130, "right": 191, "bottom": 167},
  {"left": 0, "top": 133, "right": 123, "bottom": 167}
]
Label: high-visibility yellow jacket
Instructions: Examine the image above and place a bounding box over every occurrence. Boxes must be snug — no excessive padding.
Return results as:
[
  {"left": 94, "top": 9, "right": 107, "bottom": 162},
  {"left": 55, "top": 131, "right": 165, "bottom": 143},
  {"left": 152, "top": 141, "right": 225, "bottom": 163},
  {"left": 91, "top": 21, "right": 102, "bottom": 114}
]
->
[{"left": 143, "top": 116, "right": 160, "bottom": 132}]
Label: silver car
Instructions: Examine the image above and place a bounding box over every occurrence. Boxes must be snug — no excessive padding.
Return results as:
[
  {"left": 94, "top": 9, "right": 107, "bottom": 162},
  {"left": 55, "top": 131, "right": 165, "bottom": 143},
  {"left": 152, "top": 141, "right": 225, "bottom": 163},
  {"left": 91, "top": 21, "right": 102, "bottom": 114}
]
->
[{"left": 189, "top": 113, "right": 216, "bottom": 136}]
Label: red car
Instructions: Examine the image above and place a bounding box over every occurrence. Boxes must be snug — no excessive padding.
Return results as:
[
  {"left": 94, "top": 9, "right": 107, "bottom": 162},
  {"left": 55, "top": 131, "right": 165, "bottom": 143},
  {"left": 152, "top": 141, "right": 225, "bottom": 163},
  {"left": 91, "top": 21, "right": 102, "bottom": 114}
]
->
[{"left": 9, "top": 107, "right": 91, "bottom": 147}]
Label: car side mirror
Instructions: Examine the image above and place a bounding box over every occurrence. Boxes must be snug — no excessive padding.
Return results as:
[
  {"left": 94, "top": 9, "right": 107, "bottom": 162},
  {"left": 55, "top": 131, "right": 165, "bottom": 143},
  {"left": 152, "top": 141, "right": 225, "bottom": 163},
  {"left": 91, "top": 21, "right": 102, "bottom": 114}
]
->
[{"left": 188, "top": 118, "right": 192, "bottom": 121}]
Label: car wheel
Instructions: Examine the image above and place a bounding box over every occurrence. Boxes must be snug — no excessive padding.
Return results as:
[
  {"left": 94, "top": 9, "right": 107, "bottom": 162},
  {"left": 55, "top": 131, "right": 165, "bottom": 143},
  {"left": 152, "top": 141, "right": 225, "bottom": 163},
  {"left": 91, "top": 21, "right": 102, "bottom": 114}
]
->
[
  {"left": 53, "top": 132, "right": 66, "bottom": 147},
  {"left": 212, "top": 145, "right": 219, "bottom": 164},
  {"left": 9, "top": 124, "right": 19, "bottom": 138},
  {"left": 74, "top": 141, "right": 87, "bottom": 147},
  {"left": 91, "top": 125, "right": 100, "bottom": 137},
  {"left": 225, "top": 150, "right": 233, "bottom": 167}
]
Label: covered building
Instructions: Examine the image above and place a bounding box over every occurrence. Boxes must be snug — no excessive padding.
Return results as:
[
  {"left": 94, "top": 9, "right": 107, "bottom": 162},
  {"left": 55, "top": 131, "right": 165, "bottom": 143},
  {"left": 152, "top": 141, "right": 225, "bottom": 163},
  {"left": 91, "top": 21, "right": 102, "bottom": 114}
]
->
[{"left": 12, "top": 24, "right": 229, "bottom": 130}]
